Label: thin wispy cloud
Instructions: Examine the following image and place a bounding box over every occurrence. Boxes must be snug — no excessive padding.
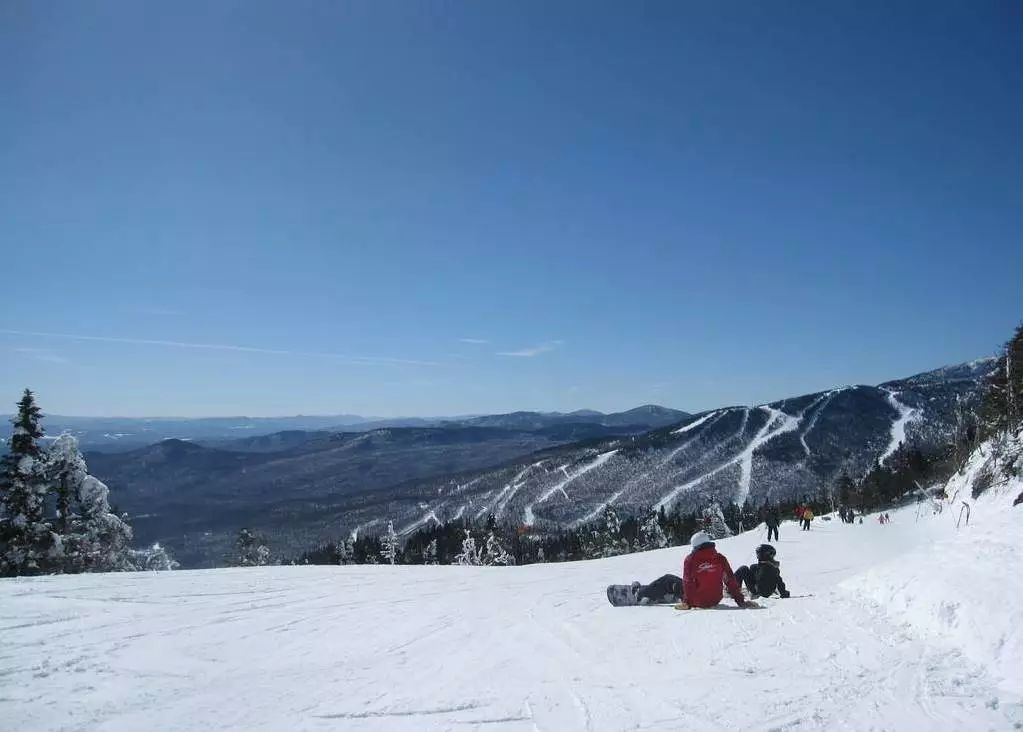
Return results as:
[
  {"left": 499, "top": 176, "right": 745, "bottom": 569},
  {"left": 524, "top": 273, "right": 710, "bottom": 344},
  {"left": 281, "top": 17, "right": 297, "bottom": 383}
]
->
[
  {"left": 0, "top": 329, "right": 438, "bottom": 367},
  {"left": 12, "top": 347, "right": 69, "bottom": 364},
  {"left": 458, "top": 338, "right": 489, "bottom": 344},
  {"left": 497, "top": 340, "right": 563, "bottom": 358}
]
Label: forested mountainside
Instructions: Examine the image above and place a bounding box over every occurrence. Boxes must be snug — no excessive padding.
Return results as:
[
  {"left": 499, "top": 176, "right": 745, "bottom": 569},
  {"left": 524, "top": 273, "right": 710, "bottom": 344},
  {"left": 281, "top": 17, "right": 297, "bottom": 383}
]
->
[
  {"left": 326, "top": 360, "right": 995, "bottom": 544},
  {"left": 88, "top": 360, "right": 993, "bottom": 566}
]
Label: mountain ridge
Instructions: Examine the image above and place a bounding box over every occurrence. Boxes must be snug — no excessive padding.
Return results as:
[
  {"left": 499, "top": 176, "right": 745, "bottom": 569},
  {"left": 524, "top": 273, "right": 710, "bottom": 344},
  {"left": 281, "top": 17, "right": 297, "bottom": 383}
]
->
[{"left": 15, "top": 404, "right": 688, "bottom": 452}]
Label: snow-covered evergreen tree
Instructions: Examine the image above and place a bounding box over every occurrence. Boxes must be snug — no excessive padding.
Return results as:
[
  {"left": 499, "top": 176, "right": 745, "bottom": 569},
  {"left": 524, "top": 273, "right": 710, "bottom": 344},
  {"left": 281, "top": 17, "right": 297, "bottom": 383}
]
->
[
  {"left": 0, "top": 390, "right": 61, "bottom": 576},
  {"left": 603, "top": 504, "right": 621, "bottom": 536},
  {"left": 702, "top": 503, "right": 732, "bottom": 540},
  {"left": 423, "top": 538, "right": 438, "bottom": 565},
  {"left": 537, "top": 546, "right": 545, "bottom": 563},
  {"left": 454, "top": 529, "right": 482, "bottom": 566},
  {"left": 379, "top": 521, "right": 400, "bottom": 565},
  {"left": 45, "top": 432, "right": 87, "bottom": 537},
  {"left": 483, "top": 531, "right": 513, "bottom": 565},
  {"left": 233, "top": 528, "right": 271, "bottom": 566},
  {"left": 337, "top": 539, "right": 353, "bottom": 565},
  {"left": 587, "top": 505, "right": 629, "bottom": 558},
  {"left": 128, "top": 542, "right": 179, "bottom": 571},
  {"left": 73, "top": 476, "right": 134, "bottom": 572},
  {"left": 639, "top": 509, "right": 669, "bottom": 550},
  {"left": 41, "top": 431, "right": 144, "bottom": 574}
]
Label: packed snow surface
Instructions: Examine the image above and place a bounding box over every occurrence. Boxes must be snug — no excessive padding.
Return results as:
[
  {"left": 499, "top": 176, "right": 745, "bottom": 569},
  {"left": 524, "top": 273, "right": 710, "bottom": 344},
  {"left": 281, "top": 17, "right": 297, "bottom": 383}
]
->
[{"left": 3, "top": 504, "right": 1021, "bottom": 730}]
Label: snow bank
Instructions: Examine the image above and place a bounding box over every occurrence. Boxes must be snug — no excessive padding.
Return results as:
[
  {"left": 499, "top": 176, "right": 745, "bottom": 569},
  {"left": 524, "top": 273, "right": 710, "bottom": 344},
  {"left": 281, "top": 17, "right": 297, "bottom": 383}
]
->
[
  {"left": 842, "top": 506, "right": 1022, "bottom": 694},
  {"left": 842, "top": 429, "right": 1023, "bottom": 695}
]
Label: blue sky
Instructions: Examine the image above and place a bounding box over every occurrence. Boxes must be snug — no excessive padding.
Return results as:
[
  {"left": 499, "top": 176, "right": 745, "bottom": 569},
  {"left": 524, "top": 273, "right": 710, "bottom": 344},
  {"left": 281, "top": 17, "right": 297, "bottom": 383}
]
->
[{"left": 1, "top": 2, "right": 1020, "bottom": 417}]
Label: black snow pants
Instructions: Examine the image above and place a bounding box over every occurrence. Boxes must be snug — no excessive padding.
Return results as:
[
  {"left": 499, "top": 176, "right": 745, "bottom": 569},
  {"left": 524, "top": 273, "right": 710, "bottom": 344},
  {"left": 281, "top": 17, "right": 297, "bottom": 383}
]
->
[
  {"left": 637, "top": 574, "right": 683, "bottom": 603},
  {"left": 767, "top": 524, "right": 779, "bottom": 541}
]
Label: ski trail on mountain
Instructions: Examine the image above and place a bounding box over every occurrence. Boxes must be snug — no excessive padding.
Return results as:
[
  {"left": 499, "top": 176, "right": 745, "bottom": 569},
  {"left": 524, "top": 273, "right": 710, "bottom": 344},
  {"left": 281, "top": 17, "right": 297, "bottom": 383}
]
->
[
  {"left": 573, "top": 412, "right": 729, "bottom": 527},
  {"left": 798, "top": 389, "right": 842, "bottom": 456},
  {"left": 523, "top": 450, "right": 618, "bottom": 526},
  {"left": 735, "top": 407, "right": 802, "bottom": 505},
  {"left": 879, "top": 389, "right": 920, "bottom": 465},
  {"left": 400, "top": 511, "right": 442, "bottom": 536},
  {"left": 656, "top": 405, "right": 804, "bottom": 511},
  {"left": 349, "top": 518, "right": 383, "bottom": 542},
  {"left": 672, "top": 410, "right": 720, "bottom": 435},
  {"left": 654, "top": 408, "right": 754, "bottom": 511},
  {"left": 490, "top": 462, "right": 545, "bottom": 521},
  {"left": 735, "top": 407, "right": 750, "bottom": 439}
]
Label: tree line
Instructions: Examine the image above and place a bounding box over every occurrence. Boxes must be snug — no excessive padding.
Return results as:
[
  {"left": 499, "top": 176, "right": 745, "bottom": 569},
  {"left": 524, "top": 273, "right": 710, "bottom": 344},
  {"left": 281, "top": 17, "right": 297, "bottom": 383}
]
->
[
  {"left": 0, "top": 390, "right": 178, "bottom": 577},
  {"left": 282, "top": 490, "right": 866, "bottom": 569}
]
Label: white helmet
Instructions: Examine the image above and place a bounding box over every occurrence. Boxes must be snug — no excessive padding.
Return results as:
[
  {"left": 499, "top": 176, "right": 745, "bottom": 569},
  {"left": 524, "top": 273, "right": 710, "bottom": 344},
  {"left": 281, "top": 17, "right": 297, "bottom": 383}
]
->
[{"left": 689, "top": 531, "right": 713, "bottom": 550}]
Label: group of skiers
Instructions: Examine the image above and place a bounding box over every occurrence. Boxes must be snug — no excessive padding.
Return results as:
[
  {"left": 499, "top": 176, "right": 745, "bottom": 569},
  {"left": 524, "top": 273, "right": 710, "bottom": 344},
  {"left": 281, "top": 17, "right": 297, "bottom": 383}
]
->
[
  {"left": 877, "top": 512, "right": 892, "bottom": 525},
  {"left": 620, "top": 502, "right": 908, "bottom": 609},
  {"left": 838, "top": 506, "right": 857, "bottom": 524},
  {"left": 626, "top": 533, "right": 791, "bottom": 609},
  {"left": 763, "top": 504, "right": 813, "bottom": 538},
  {"left": 794, "top": 505, "right": 814, "bottom": 531}
]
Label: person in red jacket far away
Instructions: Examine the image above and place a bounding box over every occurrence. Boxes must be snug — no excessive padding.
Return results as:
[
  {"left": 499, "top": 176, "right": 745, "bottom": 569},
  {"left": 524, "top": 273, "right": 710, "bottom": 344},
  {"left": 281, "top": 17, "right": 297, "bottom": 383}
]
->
[{"left": 676, "top": 531, "right": 755, "bottom": 610}]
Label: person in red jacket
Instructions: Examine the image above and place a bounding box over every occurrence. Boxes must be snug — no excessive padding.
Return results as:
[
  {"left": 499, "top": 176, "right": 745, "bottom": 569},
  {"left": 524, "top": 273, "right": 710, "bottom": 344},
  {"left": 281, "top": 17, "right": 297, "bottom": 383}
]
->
[{"left": 678, "top": 531, "right": 749, "bottom": 609}]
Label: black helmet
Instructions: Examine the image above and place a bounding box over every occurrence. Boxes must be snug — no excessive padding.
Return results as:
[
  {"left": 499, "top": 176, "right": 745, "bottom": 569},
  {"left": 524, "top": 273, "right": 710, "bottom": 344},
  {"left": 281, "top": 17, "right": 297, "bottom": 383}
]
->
[{"left": 755, "top": 544, "right": 777, "bottom": 561}]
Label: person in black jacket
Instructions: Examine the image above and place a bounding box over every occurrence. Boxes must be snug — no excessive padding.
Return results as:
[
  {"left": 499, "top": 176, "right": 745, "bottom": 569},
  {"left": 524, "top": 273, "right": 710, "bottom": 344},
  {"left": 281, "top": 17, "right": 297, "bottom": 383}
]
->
[
  {"left": 734, "top": 544, "right": 790, "bottom": 599},
  {"left": 764, "top": 506, "right": 780, "bottom": 541}
]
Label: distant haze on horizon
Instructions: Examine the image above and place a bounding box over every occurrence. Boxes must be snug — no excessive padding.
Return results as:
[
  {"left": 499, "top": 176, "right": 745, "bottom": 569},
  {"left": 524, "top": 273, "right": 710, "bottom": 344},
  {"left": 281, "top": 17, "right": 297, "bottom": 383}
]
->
[{"left": 1, "top": 3, "right": 1020, "bottom": 418}]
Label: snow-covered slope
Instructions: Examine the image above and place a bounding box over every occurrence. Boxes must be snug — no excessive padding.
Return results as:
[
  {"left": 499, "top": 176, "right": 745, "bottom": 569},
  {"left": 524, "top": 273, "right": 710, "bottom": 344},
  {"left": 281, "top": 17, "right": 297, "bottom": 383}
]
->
[{"left": 3, "top": 493, "right": 1021, "bottom": 729}]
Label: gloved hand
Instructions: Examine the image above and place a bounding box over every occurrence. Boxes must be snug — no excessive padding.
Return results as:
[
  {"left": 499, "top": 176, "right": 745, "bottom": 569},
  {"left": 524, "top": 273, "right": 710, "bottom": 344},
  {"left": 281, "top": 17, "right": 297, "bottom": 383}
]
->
[
  {"left": 674, "top": 602, "right": 691, "bottom": 611},
  {"left": 780, "top": 590, "right": 790, "bottom": 598}
]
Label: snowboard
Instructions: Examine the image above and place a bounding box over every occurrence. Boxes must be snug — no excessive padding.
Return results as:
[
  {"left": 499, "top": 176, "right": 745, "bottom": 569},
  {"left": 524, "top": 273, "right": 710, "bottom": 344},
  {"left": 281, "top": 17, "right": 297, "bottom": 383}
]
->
[
  {"left": 606, "top": 584, "right": 678, "bottom": 607},
  {"left": 606, "top": 584, "right": 639, "bottom": 607}
]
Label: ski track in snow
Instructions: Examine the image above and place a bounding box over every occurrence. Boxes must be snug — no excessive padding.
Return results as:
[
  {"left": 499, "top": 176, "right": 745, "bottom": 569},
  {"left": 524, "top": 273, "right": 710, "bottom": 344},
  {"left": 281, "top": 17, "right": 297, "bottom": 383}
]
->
[
  {"left": 3, "top": 503, "right": 1019, "bottom": 731},
  {"left": 523, "top": 451, "right": 618, "bottom": 526},
  {"left": 879, "top": 388, "right": 921, "bottom": 466}
]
